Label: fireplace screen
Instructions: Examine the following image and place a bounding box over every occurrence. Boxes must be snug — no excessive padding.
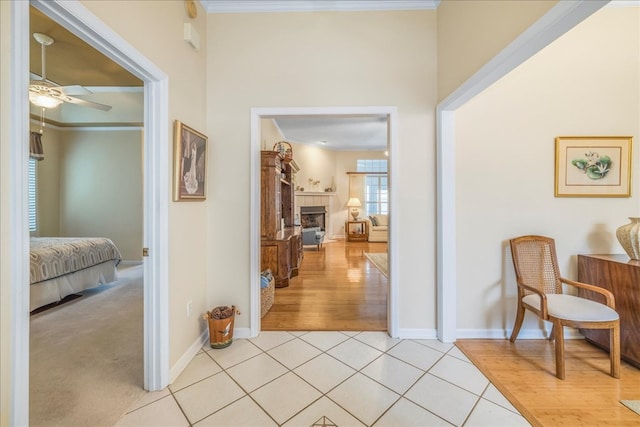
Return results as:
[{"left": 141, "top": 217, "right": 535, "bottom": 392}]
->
[{"left": 300, "top": 206, "right": 326, "bottom": 230}]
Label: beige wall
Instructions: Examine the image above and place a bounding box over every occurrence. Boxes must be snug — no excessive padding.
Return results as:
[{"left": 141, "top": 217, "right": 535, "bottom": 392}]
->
[
  {"left": 291, "top": 142, "right": 338, "bottom": 194},
  {"left": 1, "top": 1, "right": 13, "bottom": 423},
  {"left": 59, "top": 130, "right": 143, "bottom": 260},
  {"left": 290, "top": 143, "right": 387, "bottom": 237},
  {"left": 437, "top": 0, "right": 557, "bottom": 101},
  {"left": 334, "top": 150, "right": 388, "bottom": 236},
  {"left": 31, "top": 127, "right": 143, "bottom": 260},
  {"left": 3, "top": 1, "right": 636, "bottom": 421},
  {"left": 78, "top": 0, "right": 210, "bottom": 365},
  {"left": 455, "top": 6, "right": 640, "bottom": 334},
  {"left": 207, "top": 10, "right": 438, "bottom": 331},
  {"left": 260, "top": 118, "right": 284, "bottom": 150}
]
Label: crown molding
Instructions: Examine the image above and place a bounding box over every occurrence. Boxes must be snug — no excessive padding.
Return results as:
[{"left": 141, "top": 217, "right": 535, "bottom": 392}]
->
[
  {"left": 202, "top": 0, "right": 440, "bottom": 13},
  {"left": 30, "top": 116, "right": 143, "bottom": 130}
]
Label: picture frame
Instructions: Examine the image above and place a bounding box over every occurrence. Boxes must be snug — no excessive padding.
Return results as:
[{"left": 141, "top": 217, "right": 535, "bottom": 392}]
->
[
  {"left": 555, "top": 136, "right": 632, "bottom": 198},
  {"left": 173, "top": 120, "right": 207, "bottom": 201}
]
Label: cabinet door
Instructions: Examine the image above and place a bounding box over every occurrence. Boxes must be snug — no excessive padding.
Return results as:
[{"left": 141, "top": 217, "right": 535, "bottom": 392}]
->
[
  {"left": 290, "top": 234, "right": 301, "bottom": 277},
  {"left": 260, "top": 154, "right": 283, "bottom": 238},
  {"left": 261, "top": 245, "right": 278, "bottom": 274},
  {"left": 276, "top": 239, "right": 291, "bottom": 287}
]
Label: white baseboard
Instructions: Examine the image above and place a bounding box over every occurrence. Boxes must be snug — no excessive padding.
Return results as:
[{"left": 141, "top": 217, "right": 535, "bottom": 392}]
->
[
  {"left": 233, "top": 327, "right": 252, "bottom": 339},
  {"left": 169, "top": 329, "right": 208, "bottom": 384},
  {"left": 396, "top": 328, "right": 438, "bottom": 340}
]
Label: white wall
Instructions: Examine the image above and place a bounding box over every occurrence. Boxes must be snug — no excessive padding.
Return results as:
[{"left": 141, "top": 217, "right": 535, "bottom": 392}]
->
[
  {"left": 455, "top": 6, "right": 640, "bottom": 336},
  {"left": 207, "top": 11, "right": 438, "bottom": 332}
]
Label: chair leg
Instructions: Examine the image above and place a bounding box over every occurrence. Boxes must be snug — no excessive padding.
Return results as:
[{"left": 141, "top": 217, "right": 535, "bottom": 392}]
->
[
  {"left": 554, "top": 321, "right": 565, "bottom": 380},
  {"left": 549, "top": 324, "right": 556, "bottom": 342},
  {"left": 610, "top": 322, "right": 620, "bottom": 379},
  {"left": 509, "top": 303, "right": 525, "bottom": 343}
]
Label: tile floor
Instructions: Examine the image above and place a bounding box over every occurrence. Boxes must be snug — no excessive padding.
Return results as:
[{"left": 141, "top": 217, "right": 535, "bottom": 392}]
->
[{"left": 116, "top": 331, "right": 531, "bottom": 426}]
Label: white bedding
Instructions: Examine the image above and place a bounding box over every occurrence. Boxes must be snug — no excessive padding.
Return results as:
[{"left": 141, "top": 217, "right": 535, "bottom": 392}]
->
[{"left": 30, "top": 237, "right": 122, "bottom": 311}]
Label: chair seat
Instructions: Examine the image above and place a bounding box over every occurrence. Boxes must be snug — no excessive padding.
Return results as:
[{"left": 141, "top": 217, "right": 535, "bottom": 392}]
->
[{"left": 523, "top": 294, "right": 619, "bottom": 322}]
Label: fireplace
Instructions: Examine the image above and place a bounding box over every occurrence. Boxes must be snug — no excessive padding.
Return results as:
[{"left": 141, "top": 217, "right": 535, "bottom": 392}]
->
[{"left": 300, "top": 206, "right": 326, "bottom": 230}]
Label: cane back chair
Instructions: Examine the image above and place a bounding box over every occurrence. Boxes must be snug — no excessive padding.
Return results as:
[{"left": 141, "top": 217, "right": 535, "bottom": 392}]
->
[{"left": 509, "top": 235, "right": 620, "bottom": 380}]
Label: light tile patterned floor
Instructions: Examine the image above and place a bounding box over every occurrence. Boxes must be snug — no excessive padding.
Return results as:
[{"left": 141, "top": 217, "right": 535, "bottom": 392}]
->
[{"left": 116, "top": 331, "right": 531, "bottom": 426}]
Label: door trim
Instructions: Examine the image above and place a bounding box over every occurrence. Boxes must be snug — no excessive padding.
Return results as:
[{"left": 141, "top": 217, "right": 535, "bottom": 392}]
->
[
  {"left": 435, "top": 0, "right": 608, "bottom": 342},
  {"left": 10, "top": 1, "right": 170, "bottom": 423}
]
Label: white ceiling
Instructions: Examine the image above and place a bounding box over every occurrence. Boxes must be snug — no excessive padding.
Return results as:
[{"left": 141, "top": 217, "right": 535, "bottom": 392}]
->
[
  {"left": 202, "top": 0, "right": 441, "bottom": 14},
  {"left": 273, "top": 115, "right": 388, "bottom": 151}
]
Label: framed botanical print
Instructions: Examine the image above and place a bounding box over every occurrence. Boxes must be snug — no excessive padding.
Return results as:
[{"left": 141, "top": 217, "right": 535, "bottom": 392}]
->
[{"left": 555, "top": 136, "right": 632, "bottom": 197}]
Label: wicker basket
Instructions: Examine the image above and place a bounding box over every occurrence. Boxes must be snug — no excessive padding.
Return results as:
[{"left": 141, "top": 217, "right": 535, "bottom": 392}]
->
[
  {"left": 261, "top": 278, "right": 275, "bottom": 318},
  {"left": 273, "top": 141, "right": 293, "bottom": 162}
]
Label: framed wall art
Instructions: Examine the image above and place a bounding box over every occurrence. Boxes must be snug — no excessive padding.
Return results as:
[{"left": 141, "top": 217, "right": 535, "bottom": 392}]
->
[
  {"left": 555, "top": 136, "right": 632, "bottom": 197},
  {"left": 173, "top": 120, "right": 207, "bottom": 201}
]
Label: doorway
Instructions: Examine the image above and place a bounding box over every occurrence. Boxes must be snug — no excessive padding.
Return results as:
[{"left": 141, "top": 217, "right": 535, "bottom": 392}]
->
[
  {"left": 9, "top": 1, "right": 169, "bottom": 423},
  {"left": 249, "top": 106, "right": 399, "bottom": 337}
]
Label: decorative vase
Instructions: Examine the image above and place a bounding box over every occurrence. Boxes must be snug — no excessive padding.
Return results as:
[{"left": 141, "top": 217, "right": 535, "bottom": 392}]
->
[
  {"left": 616, "top": 217, "right": 640, "bottom": 260},
  {"left": 330, "top": 176, "right": 336, "bottom": 192}
]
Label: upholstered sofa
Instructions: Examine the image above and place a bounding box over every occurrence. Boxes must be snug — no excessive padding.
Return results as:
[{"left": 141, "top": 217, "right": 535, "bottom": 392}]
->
[{"left": 365, "top": 214, "right": 388, "bottom": 242}]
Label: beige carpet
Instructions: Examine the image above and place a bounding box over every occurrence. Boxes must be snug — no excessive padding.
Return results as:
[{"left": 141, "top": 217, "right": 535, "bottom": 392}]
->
[
  {"left": 30, "top": 263, "right": 146, "bottom": 427},
  {"left": 364, "top": 252, "right": 388, "bottom": 277}
]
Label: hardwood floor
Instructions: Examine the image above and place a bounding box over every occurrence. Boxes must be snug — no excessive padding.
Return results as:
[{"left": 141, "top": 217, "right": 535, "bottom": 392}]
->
[
  {"left": 261, "top": 239, "right": 388, "bottom": 331},
  {"left": 456, "top": 338, "right": 640, "bottom": 427}
]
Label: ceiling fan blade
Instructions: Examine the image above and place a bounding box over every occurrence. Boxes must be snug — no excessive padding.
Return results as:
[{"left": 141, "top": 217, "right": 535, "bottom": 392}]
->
[
  {"left": 63, "top": 96, "right": 112, "bottom": 112},
  {"left": 57, "top": 85, "right": 92, "bottom": 96}
]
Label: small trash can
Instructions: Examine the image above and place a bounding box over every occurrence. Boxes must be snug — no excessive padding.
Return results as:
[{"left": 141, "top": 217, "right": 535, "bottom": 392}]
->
[{"left": 205, "top": 305, "right": 235, "bottom": 349}]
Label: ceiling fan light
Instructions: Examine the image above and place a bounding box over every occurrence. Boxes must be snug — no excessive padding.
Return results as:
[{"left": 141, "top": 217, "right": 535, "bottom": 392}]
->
[{"left": 29, "top": 92, "right": 62, "bottom": 109}]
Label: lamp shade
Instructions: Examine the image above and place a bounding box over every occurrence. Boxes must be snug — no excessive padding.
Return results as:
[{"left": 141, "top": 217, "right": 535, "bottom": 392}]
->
[
  {"left": 347, "top": 197, "right": 361, "bottom": 208},
  {"left": 29, "top": 92, "right": 62, "bottom": 109}
]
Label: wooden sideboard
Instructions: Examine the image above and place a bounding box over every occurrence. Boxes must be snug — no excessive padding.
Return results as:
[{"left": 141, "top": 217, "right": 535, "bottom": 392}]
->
[
  {"left": 577, "top": 254, "right": 640, "bottom": 368},
  {"left": 261, "top": 227, "right": 302, "bottom": 288}
]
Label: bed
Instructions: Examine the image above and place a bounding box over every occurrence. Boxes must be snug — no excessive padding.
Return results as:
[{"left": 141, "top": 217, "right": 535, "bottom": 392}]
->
[{"left": 30, "top": 237, "right": 123, "bottom": 311}]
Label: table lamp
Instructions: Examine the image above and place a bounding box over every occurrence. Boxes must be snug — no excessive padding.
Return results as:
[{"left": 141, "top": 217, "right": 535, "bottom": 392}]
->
[{"left": 347, "top": 197, "right": 361, "bottom": 220}]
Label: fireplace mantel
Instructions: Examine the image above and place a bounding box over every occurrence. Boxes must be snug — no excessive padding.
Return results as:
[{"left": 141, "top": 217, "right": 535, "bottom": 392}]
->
[{"left": 295, "top": 192, "right": 336, "bottom": 197}]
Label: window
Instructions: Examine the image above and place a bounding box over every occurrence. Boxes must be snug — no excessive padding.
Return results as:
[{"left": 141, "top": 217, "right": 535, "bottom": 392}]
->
[
  {"left": 357, "top": 159, "right": 388, "bottom": 216},
  {"left": 356, "top": 159, "right": 387, "bottom": 173},
  {"left": 28, "top": 157, "right": 37, "bottom": 232}
]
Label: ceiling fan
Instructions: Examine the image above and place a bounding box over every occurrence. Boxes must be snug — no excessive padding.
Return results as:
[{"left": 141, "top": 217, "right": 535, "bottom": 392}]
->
[{"left": 29, "top": 32, "right": 112, "bottom": 111}]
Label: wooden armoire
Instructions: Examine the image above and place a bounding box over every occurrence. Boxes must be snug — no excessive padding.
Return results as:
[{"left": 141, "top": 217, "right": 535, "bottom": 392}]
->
[{"left": 260, "top": 151, "right": 302, "bottom": 287}]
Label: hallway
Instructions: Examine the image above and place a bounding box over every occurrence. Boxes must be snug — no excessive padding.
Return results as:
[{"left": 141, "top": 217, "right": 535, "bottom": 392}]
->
[
  {"left": 261, "top": 240, "right": 388, "bottom": 331},
  {"left": 116, "top": 331, "right": 529, "bottom": 426}
]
